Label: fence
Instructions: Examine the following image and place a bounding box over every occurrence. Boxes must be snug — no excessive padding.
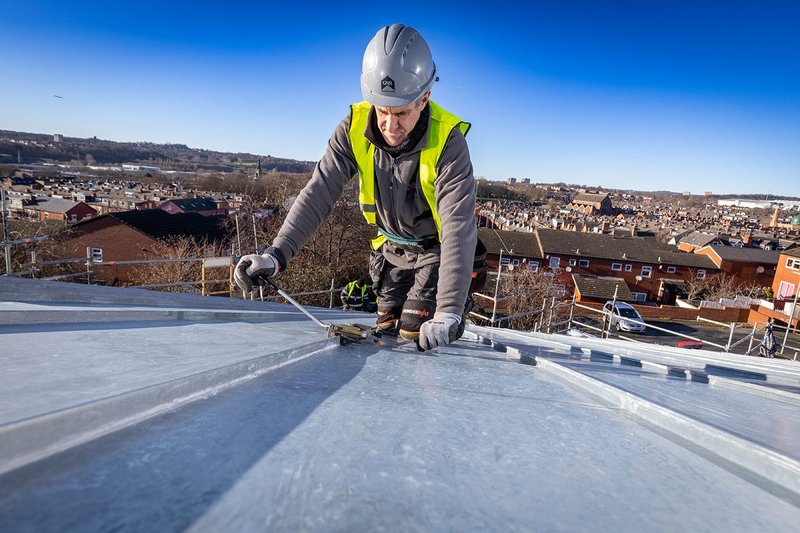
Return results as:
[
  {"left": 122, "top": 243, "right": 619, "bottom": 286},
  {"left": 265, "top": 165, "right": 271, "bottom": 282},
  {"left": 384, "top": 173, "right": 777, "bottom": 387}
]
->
[
  {"left": 7, "top": 250, "right": 347, "bottom": 308},
  {"left": 470, "top": 290, "right": 800, "bottom": 361},
  {"left": 4, "top": 224, "right": 799, "bottom": 357}
]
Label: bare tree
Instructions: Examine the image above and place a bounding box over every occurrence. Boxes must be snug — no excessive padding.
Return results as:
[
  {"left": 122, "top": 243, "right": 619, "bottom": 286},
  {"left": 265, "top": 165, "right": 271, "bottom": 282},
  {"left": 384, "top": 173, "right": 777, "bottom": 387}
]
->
[
  {"left": 684, "top": 270, "right": 770, "bottom": 303},
  {"left": 271, "top": 190, "right": 375, "bottom": 308},
  {"left": 7, "top": 217, "right": 74, "bottom": 277},
  {"left": 128, "top": 236, "right": 229, "bottom": 293},
  {"left": 500, "top": 268, "right": 569, "bottom": 331}
]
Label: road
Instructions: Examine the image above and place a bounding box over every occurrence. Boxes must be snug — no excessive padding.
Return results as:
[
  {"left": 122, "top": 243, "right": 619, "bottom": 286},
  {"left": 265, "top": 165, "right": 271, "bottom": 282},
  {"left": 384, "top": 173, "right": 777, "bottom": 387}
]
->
[{"left": 571, "top": 316, "right": 794, "bottom": 358}]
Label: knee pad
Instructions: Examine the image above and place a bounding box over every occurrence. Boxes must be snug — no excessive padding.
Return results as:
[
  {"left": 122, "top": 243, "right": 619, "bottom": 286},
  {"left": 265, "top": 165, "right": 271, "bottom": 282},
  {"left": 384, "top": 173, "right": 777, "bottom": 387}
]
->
[{"left": 399, "top": 299, "right": 435, "bottom": 336}]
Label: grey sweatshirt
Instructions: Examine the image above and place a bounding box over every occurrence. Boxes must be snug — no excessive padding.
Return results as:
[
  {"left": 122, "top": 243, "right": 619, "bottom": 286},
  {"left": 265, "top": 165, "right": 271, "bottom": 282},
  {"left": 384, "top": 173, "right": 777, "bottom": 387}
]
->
[{"left": 271, "top": 102, "right": 477, "bottom": 315}]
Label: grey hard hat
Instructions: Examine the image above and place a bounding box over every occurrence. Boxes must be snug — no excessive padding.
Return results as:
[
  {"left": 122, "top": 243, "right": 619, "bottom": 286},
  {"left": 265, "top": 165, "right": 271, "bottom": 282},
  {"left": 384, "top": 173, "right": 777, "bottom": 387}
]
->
[{"left": 361, "top": 24, "right": 437, "bottom": 107}]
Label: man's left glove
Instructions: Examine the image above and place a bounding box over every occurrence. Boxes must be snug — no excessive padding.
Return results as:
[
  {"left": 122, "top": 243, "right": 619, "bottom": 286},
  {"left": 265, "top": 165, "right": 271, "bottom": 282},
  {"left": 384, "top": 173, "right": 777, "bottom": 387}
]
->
[
  {"left": 234, "top": 253, "right": 280, "bottom": 294},
  {"left": 418, "top": 312, "right": 462, "bottom": 351}
]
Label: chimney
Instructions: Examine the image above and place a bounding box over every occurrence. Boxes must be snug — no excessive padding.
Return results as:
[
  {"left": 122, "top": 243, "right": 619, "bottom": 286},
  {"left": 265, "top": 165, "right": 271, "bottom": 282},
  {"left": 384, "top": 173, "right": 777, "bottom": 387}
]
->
[
  {"left": 630, "top": 223, "right": 637, "bottom": 237},
  {"left": 770, "top": 206, "right": 779, "bottom": 228},
  {"left": 743, "top": 231, "right": 752, "bottom": 245}
]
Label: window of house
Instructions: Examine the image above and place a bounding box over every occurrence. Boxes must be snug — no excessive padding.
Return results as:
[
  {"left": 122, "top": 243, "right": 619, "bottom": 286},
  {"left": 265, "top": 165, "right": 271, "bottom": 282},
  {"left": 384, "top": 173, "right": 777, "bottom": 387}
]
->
[
  {"left": 579, "top": 259, "right": 590, "bottom": 268},
  {"left": 632, "top": 292, "right": 647, "bottom": 302},
  {"left": 500, "top": 257, "right": 510, "bottom": 266},
  {"left": 697, "top": 269, "right": 706, "bottom": 279},
  {"left": 529, "top": 261, "right": 539, "bottom": 272},
  {"left": 624, "top": 264, "right": 633, "bottom": 272},
  {"left": 549, "top": 256, "right": 561, "bottom": 269},
  {"left": 666, "top": 266, "right": 677, "bottom": 273},
  {"left": 611, "top": 263, "right": 622, "bottom": 271},
  {"left": 787, "top": 258, "right": 800, "bottom": 271},
  {"left": 568, "top": 258, "right": 577, "bottom": 267},
  {"left": 511, "top": 259, "right": 521, "bottom": 266},
  {"left": 641, "top": 266, "right": 653, "bottom": 278},
  {"left": 89, "top": 247, "right": 103, "bottom": 262},
  {"left": 778, "top": 281, "right": 796, "bottom": 299}
]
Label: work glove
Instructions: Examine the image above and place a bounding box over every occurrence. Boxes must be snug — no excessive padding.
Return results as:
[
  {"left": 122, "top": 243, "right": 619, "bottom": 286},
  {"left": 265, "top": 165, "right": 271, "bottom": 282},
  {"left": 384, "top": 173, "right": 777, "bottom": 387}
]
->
[
  {"left": 418, "top": 312, "right": 462, "bottom": 351},
  {"left": 234, "top": 253, "right": 280, "bottom": 293}
]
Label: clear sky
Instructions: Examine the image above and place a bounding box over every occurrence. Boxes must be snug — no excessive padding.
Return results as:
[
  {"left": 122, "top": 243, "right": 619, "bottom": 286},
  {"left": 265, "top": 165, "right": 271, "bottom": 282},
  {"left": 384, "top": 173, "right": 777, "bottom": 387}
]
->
[{"left": 2, "top": 0, "right": 798, "bottom": 196}]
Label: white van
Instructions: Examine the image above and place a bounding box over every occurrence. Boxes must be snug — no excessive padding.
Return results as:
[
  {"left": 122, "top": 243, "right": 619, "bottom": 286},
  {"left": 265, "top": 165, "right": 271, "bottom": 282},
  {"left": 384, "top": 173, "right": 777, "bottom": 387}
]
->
[{"left": 603, "top": 301, "right": 646, "bottom": 333}]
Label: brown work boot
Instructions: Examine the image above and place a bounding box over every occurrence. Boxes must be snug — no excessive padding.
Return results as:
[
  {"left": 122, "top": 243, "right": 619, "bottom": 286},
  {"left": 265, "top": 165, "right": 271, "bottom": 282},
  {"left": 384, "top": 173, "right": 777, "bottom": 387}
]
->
[{"left": 376, "top": 308, "right": 402, "bottom": 335}]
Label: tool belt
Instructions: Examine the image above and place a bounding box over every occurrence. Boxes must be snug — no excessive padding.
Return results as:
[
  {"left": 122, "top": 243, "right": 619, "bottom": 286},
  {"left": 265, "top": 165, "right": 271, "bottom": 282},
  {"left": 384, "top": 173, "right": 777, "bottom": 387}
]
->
[
  {"left": 387, "top": 237, "right": 439, "bottom": 254},
  {"left": 379, "top": 228, "right": 439, "bottom": 254}
]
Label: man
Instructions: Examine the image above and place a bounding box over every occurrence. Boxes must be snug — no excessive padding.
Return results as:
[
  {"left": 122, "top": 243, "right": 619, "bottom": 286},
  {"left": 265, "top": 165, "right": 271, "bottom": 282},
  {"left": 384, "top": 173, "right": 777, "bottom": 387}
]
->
[
  {"left": 235, "top": 23, "right": 477, "bottom": 351},
  {"left": 341, "top": 278, "right": 378, "bottom": 313}
]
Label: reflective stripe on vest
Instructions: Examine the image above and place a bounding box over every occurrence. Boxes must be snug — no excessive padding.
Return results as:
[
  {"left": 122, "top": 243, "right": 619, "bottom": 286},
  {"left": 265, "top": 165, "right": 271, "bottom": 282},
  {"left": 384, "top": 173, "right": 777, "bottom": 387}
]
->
[{"left": 348, "top": 100, "right": 470, "bottom": 249}]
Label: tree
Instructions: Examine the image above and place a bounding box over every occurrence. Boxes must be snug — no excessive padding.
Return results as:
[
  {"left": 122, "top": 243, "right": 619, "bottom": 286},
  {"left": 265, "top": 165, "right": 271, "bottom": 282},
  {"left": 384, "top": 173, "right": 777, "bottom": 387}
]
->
[
  {"left": 6, "top": 218, "right": 74, "bottom": 278},
  {"left": 270, "top": 185, "right": 376, "bottom": 307},
  {"left": 127, "top": 236, "right": 228, "bottom": 293},
  {"left": 683, "top": 270, "right": 769, "bottom": 303},
  {"left": 498, "top": 268, "right": 569, "bottom": 331}
]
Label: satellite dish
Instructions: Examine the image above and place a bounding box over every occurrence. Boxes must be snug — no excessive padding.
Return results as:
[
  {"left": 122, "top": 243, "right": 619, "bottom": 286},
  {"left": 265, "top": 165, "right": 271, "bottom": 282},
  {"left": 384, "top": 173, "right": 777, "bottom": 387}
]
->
[
  {"left": 565, "top": 266, "right": 572, "bottom": 272},
  {"left": 507, "top": 264, "right": 515, "bottom": 271},
  {"left": 635, "top": 275, "right": 643, "bottom": 281},
  {"left": 756, "top": 266, "right": 765, "bottom": 274}
]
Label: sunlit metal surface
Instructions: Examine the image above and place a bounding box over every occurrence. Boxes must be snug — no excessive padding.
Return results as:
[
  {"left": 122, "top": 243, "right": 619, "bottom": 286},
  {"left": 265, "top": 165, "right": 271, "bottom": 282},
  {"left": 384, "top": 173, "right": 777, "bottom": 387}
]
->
[{"left": 1, "top": 277, "right": 799, "bottom": 531}]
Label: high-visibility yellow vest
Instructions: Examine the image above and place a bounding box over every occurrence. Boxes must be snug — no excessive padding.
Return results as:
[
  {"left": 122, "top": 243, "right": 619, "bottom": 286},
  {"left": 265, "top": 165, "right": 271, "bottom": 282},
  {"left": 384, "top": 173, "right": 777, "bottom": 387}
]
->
[
  {"left": 348, "top": 100, "right": 470, "bottom": 250},
  {"left": 346, "top": 281, "right": 368, "bottom": 300}
]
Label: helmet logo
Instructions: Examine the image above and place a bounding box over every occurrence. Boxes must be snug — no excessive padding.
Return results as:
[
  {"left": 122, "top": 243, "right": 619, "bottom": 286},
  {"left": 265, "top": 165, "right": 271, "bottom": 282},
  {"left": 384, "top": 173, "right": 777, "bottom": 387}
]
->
[{"left": 381, "top": 76, "right": 395, "bottom": 93}]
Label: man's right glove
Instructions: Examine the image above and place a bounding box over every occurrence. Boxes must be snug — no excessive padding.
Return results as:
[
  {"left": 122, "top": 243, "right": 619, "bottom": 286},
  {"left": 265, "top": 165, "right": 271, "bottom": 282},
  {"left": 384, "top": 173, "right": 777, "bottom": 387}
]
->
[
  {"left": 418, "top": 312, "right": 462, "bottom": 351},
  {"left": 234, "top": 253, "right": 280, "bottom": 293}
]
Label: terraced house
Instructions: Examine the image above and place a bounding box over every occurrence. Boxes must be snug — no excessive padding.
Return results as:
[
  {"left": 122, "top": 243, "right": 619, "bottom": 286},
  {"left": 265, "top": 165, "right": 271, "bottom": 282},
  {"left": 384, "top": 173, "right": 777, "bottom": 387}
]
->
[{"left": 479, "top": 227, "right": 720, "bottom": 304}]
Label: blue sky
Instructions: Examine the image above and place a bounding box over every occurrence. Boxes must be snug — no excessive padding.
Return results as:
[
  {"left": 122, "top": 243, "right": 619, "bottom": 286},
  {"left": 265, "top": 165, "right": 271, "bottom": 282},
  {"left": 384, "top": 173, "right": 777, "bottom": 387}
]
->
[{"left": 2, "top": 1, "right": 798, "bottom": 196}]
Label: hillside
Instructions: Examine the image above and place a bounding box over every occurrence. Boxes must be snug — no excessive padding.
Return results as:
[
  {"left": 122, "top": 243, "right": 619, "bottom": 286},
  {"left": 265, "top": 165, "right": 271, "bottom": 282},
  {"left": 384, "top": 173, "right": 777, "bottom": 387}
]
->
[{"left": 0, "top": 129, "right": 315, "bottom": 174}]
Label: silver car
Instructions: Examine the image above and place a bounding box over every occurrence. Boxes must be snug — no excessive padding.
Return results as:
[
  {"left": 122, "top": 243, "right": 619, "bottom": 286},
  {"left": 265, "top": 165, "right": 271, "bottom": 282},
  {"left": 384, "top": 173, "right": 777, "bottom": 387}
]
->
[{"left": 603, "top": 301, "right": 647, "bottom": 333}]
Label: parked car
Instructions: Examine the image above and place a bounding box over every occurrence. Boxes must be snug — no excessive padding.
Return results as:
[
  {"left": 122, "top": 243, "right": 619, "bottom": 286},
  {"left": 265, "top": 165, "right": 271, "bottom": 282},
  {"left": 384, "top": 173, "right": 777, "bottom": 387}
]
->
[
  {"left": 603, "top": 301, "right": 647, "bottom": 333},
  {"left": 677, "top": 340, "right": 703, "bottom": 349}
]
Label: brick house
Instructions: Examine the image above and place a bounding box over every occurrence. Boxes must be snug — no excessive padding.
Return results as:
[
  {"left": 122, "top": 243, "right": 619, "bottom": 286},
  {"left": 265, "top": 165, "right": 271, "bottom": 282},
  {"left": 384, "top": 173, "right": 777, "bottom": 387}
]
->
[
  {"left": 59, "top": 209, "right": 231, "bottom": 285},
  {"left": 478, "top": 227, "right": 543, "bottom": 272},
  {"left": 748, "top": 249, "right": 800, "bottom": 329},
  {"left": 479, "top": 227, "right": 719, "bottom": 304},
  {"left": 693, "top": 245, "right": 779, "bottom": 288},
  {"left": 24, "top": 197, "right": 97, "bottom": 222},
  {"left": 567, "top": 193, "right": 614, "bottom": 216},
  {"left": 535, "top": 228, "right": 719, "bottom": 303},
  {"left": 676, "top": 231, "right": 723, "bottom": 253},
  {"left": 773, "top": 249, "right": 800, "bottom": 301}
]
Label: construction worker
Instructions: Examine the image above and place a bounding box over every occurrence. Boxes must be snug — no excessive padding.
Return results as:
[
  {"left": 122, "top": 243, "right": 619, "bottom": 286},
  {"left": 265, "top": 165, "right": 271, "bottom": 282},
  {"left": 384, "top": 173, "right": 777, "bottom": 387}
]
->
[
  {"left": 235, "top": 23, "right": 477, "bottom": 351},
  {"left": 341, "top": 279, "right": 378, "bottom": 313}
]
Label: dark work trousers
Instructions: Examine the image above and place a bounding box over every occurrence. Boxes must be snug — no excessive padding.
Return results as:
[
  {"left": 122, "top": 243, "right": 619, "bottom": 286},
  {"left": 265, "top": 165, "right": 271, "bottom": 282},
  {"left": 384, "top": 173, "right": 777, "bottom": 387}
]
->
[{"left": 370, "top": 243, "right": 440, "bottom": 332}]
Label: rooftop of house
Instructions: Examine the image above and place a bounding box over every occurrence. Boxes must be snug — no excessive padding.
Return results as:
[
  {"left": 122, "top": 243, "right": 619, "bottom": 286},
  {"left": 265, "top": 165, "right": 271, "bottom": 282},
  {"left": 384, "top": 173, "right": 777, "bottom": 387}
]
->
[
  {"left": 162, "top": 197, "right": 219, "bottom": 211},
  {"left": 478, "top": 227, "right": 544, "bottom": 259},
  {"left": 699, "top": 245, "right": 782, "bottom": 265},
  {"left": 535, "top": 228, "right": 718, "bottom": 269},
  {"left": 570, "top": 192, "right": 609, "bottom": 204},
  {"left": 72, "top": 208, "right": 229, "bottom": 243},
  {"left": 678, "top": 231, "right": 720, "bottom": 248},
  {"left": 572, "top": 274, "right": 634, "bottom": 301},
  {"left": 25, "top": 197, "right": 85, "bottom": 213}
]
